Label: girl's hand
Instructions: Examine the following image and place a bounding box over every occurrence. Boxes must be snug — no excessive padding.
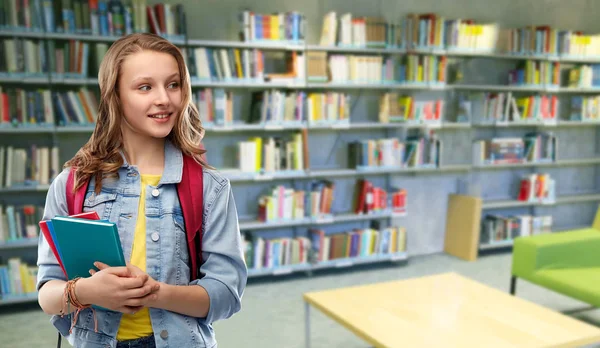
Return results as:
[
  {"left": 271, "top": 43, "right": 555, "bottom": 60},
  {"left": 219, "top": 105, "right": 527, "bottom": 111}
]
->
[
  {"left": 124, "top": 263, "right": 162, "bottom": 308},
  {"left": 78, "top": 262, "right": 159, "bottom": 314}
]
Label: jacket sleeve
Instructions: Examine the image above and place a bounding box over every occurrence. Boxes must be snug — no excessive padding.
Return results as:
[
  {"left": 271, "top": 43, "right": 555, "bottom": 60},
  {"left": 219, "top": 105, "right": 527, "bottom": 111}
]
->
[
  {"left": 190, "top": 179, "right": 247, "bottom": 323},
  {"left": 36, "top": 169, "right": 70, "bottom": 290}
]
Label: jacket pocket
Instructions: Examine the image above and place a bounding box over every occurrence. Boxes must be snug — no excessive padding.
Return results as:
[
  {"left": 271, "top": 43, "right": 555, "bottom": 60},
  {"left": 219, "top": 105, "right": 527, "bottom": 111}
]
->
[{"left": 83, "top": 191, "right": 118, "bottom": 220}]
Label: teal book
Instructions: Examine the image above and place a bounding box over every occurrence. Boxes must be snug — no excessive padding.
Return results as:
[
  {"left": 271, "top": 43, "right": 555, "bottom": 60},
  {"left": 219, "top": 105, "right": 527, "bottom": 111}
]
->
[{"left": 50, "top": 216, "right": 126, "bottom": 280}]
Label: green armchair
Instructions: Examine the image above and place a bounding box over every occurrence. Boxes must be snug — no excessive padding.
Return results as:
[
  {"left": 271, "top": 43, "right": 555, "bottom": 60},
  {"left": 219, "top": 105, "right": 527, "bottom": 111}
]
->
[{"left": 510, "top": 212, "right": 600, "bottom": 306}]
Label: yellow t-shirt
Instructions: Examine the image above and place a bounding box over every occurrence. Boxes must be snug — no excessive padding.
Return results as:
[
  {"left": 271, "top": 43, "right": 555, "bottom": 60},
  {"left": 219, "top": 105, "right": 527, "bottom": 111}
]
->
[{"left": 117, "top": 174, "right": 161, "bottom": 340}]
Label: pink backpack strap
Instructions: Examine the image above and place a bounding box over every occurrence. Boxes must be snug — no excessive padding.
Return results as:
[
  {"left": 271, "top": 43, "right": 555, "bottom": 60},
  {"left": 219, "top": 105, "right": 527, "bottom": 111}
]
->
[
  {"left": 66, "top": 168, "right": 88, "bottom": 216},
  {"left": 177, "top": 155, "right": 204, "bottom": 280}
]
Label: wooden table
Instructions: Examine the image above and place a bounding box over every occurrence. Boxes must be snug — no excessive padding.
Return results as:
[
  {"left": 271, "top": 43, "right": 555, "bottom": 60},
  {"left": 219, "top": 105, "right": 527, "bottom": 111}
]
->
[{"left": 303, "top": 272, "right": 600, "bottom": 348}]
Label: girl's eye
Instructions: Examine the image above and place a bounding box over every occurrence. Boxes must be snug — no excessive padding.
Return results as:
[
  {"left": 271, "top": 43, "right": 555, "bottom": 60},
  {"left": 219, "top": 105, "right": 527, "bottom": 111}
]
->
[
  {"left": 139, "top": 85, "right": 151, "bottom": 91},
  {"left": 168, "top": 82, "right": 180, "bottom": 89}
]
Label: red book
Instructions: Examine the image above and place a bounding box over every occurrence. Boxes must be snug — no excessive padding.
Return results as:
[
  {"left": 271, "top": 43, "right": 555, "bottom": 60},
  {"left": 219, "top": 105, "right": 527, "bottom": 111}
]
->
[{"left": 39, "top": 211, "right": 100, "bottom": 277}]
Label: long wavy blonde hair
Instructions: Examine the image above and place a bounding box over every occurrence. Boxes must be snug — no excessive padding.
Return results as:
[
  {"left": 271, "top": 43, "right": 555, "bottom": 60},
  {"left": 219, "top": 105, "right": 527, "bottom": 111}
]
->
[{"left": 65, "top": 33, "right": 209, "bottom": 193}]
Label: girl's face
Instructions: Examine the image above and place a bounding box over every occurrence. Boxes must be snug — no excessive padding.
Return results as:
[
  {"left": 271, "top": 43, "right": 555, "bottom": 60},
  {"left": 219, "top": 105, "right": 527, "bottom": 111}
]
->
[{"left": 118, "top": 50, "right": 182, "bottom": 142}]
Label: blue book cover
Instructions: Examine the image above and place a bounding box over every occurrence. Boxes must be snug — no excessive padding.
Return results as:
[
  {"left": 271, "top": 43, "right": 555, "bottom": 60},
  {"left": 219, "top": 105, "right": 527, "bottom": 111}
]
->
[
  {"left": 45, "top": 220, "right": 64, "bottom": 263},
  {"left": 50, "top": 216, "right": 125, "bottom": 280}
]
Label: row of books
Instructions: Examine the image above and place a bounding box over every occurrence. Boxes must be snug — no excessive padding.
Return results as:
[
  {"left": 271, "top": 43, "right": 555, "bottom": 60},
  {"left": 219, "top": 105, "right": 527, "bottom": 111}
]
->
[
  {"left": 243, "top": 225, "right": 407, "bottom": 270},
  {"left": 239, "top": 10, "right": 305, "bottom": 43},
  {"left": 506, "top": 27, "right": 600, "bottom": 58},
  {"left": 348, "top": 131, "right": 441, "bottom": 169},
  {"left": 0, "top": 145, "right": 60, "bottom": 189},
  {"left": 0, "top": 258, "right": 37, "bottom": 297},
  {"left": 317, "top": 12, "right": 600, "bottom": 57},
  {"left": 237, "top": 132, "right": 308, "bottom": 174},
  {"left": 243, "top": 235, "right": 310, "bottom": 270},
  {"left": 254, "top": 179, "right": 408, "bottom": 224},
  {"left": 0, "top": 205, "right": 43, "bottom": 243},
  {"left": 352, "top": 179, "right": 406, "bottom": 215},
  {"left": 247, "top": 90, "right": 349, "bottom": 126},
  {"left": 1, "top": 0, "right": 183, "bottom": 38},
  {"left": 5, "top": 5, "right": 600, "bottom": 59},
  {"left": 378, "top": 94, "right": 443, "bottom": 125},
  {"left": 472, "top": 133, "right": 557, "bottom": 165},
  {"left": 188, "top": 48, "right": 304, "bottom": 84},
  {"left": 5, "top": 87, "right": 600, "bottom": 129},
  {"left": 508, "top": 61, "right": 560, "bottom": 87},
  {"left": 476, "top": 93, "right": 559, "bottom": 124},
  {"left": 309, "top": 226, "right": 407, "bottom": 263},
  {"left": 566, "top": 64, "right": 600, "bottom": 88},
  {"left": 0, "top": 87, "right": 99, "bottom": 127},
  {"left": 0, "top": 38, "right": 106, "bottom": 78},
  {"left": 306, "top": 52, "right": 447, "bottom": 84},
  {"left": 481, "top": 214, "right": 552, "bottom": 244},
  {"left": 256, "top": 180, "right": 333, "bottom": 223},
  {"left": 318, "top": 12, "right": 497, "bottom": 51},
  {"left": 570, "top": 96, "right": 600, "bottom": 121},
  {"left": 320, "top": 13, "right": 397, "bottom": 48},
  {"left": 517, "top": 173, "right": 556, "bottom": 203},
  {"left": 363, "top": 13, "right": 600, "bottom": 57}
]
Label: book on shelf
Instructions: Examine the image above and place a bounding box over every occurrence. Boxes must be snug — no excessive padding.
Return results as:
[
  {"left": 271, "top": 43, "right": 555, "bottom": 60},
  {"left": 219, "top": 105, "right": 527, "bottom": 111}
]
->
[
  {"left": 308, "top": 225, "right": 406, "bottom": 263},
  {"left": 188, "top": 47, "right": 305, "bottom": 83},
  {"left": 481, "top": 214, "right": 552, "bottom": 244},
  {"left": 501, "top": 26, "right": 600, "bottom": 58},
  {"left": 0, "top": 37, "right": 109, "bottom": 79},
  {"left": 257, "top": 185, "right": 306, "bottom": 223},
  {"left": 313, "top": 53, "right": 446, "bottom": 85},
  {"left": 193, "top": 88, "right": 232, "bottom": 126},
  {"left": 348, "top": 130, "right": 441, "bottom": 169},
  {"left": 256, "top": 180, "right": 334, "bottom": 223},
  {"left": 306, "top": 92, "right": 349, "bottom": 125},
  {"left": 0, "top": 38, "right": 47, "bottom": 77},
  {"left": 0, "top": 204, "right": 44, "bottom": 243},
  {"left": 569, "top": 96, "right": 600, "bottom": 121},
  {"left": 319, "top": 12, "right": 394, "bottom": 48},
  {"left": 247, "top": 89, "right": 306, "bottom": 125},
  {"left": 244, "top": 235, "right": 311, "bottom": 270},
  {"left": 517, "top": 173, "right": 556, "bottom": 203},
  {"left": 523, "top": 132, "right": 557, "bottom": 162},
  {"left": 1, "top": 0, "right": 184, "bottom": 39},
  {"left": 306, "top": 51, "right": 327, "bottom": 82},
  {"left": 353, "top": 179, "right": 407, "bottom": 215},
  {"left": 444, "top": 19, "right": 499, "bottom": 52},
  {"left": 378, "top": 93, "right": 444, "bottom": 125},
  {"left": 566, "top": 64, "right": 600, "bottom": 89},
  {"left": 238, "top": 131, "right": 308, "bottom": 174},
  {"left": 508, "top": 60, "right": 560, "bottom": 87},
  {"left": 0, "top": 258, "right": 38, "bottom": 299},
  {"left": 472, "top": 133, "right": 556, "bottom": 166},
  {"left": 0, "top": 145, "right": 60, "bottom": 188},
  {"left": 194, "top": 89, "right": 352, "bottom": 129},
  {"left": 468, "top": 92, "right": 558, "bottom": 125},
  {"left": 0, "top": 85, "right": 99, "bottom": 127},
  {"left": 0, "top": 87, "right": 55, "bottom": 127},
  {"left": 239, "top": 10, "right": 305, "bottom": 43},
  {"left": 348, "top": 138, "right": 405, "bottom": 169},
  {"left": 406, "top": 14, "right": 502, "bottom": 52}
]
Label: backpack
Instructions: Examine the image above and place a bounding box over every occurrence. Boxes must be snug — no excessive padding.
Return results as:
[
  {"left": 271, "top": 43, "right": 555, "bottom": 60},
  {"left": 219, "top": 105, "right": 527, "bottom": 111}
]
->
[{"left": 64, "top": 155, "right": 205, "bottom": 280}]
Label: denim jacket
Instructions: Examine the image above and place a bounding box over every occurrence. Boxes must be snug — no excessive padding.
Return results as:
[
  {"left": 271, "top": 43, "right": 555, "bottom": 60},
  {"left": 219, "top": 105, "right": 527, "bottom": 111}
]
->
[{"left": 36, "top": 140, "right": 247, "bottom": 348}]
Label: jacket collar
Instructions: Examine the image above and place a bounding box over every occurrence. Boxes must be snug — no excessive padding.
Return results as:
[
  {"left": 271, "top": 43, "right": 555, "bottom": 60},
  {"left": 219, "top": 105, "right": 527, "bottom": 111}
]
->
[{"left": 119, "top": 139, "right": 183, "bottom": 184}]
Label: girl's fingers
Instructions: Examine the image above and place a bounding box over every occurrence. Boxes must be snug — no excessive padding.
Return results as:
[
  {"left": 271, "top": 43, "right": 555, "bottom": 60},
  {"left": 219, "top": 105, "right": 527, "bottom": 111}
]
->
[{"left": 94, "top": 261, "right": 110, "bottom": 270}]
